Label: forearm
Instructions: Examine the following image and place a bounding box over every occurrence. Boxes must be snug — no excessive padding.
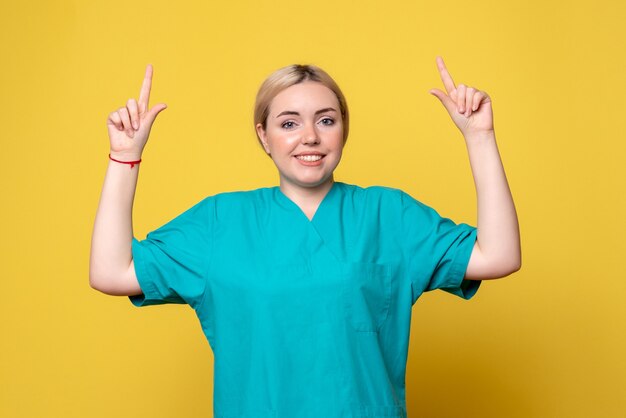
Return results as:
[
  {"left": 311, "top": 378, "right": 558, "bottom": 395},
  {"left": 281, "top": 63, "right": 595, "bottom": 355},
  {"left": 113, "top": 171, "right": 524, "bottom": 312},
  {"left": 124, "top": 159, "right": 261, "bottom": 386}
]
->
[
  {"left": 89, "top": 155, "right": 139, "bottom": 287},
  {"left": 465, "top": 131, "right": 521, "bottom": 274}
]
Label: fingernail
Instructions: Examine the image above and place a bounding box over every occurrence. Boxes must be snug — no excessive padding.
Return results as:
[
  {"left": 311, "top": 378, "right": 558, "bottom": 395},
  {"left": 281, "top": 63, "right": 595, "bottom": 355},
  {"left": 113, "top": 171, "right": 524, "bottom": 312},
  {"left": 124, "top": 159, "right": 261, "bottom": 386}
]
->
[{"left": 132, "top": 121, "right": 138, "bottom": 130}]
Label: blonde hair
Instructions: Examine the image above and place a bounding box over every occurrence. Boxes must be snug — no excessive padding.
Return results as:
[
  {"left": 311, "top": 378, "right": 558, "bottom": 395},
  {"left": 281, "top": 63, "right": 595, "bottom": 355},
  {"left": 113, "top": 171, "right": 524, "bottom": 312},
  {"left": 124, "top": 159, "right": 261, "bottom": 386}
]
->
[{"left": 253, "top": 64, "right": 349, "bottom": 148}]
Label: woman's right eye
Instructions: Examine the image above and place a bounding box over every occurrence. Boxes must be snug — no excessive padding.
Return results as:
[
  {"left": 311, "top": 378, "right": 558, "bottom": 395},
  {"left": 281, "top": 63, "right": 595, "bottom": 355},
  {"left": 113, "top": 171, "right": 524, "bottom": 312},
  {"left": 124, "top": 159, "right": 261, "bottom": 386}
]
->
[{"left": 281, "top": 121, "right": 295, "bottom": 129}]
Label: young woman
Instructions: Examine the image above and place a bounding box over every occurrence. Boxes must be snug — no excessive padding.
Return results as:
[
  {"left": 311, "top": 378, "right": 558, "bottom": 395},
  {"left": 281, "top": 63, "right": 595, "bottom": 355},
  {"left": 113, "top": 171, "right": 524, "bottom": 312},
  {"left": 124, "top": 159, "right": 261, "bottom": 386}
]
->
[{"left": 90, "top": 57, "right": 521, "bottom": 417}]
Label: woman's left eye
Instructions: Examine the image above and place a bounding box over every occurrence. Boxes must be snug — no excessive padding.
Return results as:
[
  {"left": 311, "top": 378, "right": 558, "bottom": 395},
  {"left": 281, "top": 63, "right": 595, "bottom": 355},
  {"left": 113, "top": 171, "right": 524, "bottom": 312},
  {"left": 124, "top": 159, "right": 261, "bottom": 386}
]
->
[{"left": 320, "top": 118, "right": 334, "bottom": 126}]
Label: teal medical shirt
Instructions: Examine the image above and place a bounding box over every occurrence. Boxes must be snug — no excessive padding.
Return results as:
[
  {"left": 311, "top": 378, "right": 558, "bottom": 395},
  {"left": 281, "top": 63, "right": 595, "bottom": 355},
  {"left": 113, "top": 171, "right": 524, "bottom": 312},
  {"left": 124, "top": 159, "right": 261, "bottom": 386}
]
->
[{"left": 129, "top": 182, "right": 479, "bottom": 418}]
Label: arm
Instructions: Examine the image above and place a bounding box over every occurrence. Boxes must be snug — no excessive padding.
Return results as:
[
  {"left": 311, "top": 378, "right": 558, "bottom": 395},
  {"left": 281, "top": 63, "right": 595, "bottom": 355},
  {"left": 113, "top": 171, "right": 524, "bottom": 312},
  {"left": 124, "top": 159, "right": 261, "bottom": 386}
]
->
[
  {"left": 429, "top": 56, "right": 521, "bottom": 280},
  {"left": 463, "top": 131, "right": 521, "bottom": 280},
  {"left": 89, "top": 64, "right": 167, "bottom": 295},
  {"left": 89, "top": 156, "right": 142, "bottom": 295}
]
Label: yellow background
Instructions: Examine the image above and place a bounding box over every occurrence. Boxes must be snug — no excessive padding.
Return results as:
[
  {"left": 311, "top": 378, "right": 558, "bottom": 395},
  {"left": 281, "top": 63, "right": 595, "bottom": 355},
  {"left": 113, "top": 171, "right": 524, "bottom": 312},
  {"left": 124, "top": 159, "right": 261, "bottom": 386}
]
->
[{"left": 1, "top": 0, "right": 624, "bottom": 417}]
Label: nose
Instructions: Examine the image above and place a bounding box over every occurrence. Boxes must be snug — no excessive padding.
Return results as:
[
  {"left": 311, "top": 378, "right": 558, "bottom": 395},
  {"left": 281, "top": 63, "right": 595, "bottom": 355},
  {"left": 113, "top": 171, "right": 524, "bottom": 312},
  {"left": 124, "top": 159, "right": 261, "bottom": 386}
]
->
[{"left": 301, "top": 123, "right": 320, "bottom": 145}]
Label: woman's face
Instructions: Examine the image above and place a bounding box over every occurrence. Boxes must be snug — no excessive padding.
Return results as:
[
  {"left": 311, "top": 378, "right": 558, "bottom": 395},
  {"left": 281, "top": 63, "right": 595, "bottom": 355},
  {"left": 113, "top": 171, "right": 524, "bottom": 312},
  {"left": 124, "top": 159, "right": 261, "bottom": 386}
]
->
[{"left": 256, "top": 81, "right": 344, "bottom": 191}]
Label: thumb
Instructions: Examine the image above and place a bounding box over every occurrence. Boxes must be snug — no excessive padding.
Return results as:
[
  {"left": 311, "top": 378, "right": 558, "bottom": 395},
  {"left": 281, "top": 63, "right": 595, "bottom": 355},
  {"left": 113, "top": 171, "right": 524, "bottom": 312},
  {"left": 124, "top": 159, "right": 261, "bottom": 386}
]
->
[
  {"left": 429, "top": 88, "right": 456, "bottom": 115},
  {"left": 145, "top": 103, "right": 168, "bottom": 124}
]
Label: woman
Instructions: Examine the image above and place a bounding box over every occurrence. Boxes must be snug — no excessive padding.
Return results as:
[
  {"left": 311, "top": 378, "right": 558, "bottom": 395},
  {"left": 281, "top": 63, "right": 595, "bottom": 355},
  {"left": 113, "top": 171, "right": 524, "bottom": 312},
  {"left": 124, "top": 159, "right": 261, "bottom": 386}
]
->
[{"left": 90, "top": 57, "right": 521, "bottom": 417}]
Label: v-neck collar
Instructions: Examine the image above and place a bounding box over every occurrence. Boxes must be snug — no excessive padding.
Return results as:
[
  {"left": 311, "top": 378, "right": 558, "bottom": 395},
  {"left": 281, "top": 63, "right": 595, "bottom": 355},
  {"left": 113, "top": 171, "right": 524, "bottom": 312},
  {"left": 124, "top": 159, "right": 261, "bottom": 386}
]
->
[{"left": 274, "top": 181, "right": 341, "bottom": 223}]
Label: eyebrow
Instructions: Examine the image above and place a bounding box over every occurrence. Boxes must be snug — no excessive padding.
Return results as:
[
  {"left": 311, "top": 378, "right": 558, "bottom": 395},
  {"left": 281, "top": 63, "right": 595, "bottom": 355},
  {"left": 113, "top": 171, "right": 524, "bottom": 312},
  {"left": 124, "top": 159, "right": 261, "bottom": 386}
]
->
[{"left": 275, "top": 107, "right": 337, "bottom": 118}]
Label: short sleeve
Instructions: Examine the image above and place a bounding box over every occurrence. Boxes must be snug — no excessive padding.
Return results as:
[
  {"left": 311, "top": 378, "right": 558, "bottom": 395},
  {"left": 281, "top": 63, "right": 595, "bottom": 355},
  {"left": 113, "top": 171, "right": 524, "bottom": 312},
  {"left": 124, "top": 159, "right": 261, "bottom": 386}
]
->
[
  {"left": 399, "top": 191, "right": 480, "bottom": 304},
  {"left": 129, "top": 197, "right": 214, "bottom": 309}
]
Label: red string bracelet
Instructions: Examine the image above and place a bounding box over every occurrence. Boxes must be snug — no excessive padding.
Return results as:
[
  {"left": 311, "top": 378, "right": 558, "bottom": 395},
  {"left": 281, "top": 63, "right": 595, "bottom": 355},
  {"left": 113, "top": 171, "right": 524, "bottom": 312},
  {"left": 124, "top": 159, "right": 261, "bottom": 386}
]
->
[{"left": 109, "top": 153, "right": 142, "bottom": 169}]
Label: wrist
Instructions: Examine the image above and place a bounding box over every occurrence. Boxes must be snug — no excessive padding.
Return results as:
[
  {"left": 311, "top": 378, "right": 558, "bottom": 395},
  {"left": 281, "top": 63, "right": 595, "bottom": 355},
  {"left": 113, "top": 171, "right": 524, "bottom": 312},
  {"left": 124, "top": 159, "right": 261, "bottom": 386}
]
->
[
  {"left": 464, "top": 130, "right": 496, "bottom": 146},
  {"left": 109, "top": 152, "right": 142, "bottom": 169},
  {"left": 109, "top": 150, "right": 142, "bottom": 161}
]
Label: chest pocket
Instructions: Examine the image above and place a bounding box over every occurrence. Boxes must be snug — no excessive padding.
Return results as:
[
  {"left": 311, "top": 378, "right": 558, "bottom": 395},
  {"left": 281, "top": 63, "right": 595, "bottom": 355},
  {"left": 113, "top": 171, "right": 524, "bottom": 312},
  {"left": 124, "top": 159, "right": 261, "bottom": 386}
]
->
[{"left": 342, "top": 262, "right": 393, "bottom": 333}]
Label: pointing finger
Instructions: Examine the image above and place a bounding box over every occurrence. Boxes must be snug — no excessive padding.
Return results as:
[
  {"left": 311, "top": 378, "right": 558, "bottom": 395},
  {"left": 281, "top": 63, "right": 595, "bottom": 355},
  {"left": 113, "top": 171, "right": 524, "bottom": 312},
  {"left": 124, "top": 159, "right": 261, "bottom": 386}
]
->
[
  {"left": 138, "top": 64, "right": 153, "bottom": 114},
  {"left": 436, "top": 56, "right": 457, "bottom": 96}
]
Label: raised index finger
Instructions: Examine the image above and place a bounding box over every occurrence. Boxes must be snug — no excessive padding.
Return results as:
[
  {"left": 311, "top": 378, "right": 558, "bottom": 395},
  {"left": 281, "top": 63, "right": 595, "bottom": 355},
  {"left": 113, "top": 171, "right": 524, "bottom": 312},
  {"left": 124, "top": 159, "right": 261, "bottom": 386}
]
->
[
  {"left": 138, "top": 64, "right": 153, "bottom": 114},
  {"left": 436, "top": 56, "right": 456, "bottom": 95}
]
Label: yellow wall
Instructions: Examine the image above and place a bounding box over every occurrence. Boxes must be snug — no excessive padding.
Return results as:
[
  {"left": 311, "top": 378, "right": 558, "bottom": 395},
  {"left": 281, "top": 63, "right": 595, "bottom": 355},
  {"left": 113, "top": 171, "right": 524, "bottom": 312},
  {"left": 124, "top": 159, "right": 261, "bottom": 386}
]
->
[{"left": 1, "top": 0, "right": 624, "bottom": 417}]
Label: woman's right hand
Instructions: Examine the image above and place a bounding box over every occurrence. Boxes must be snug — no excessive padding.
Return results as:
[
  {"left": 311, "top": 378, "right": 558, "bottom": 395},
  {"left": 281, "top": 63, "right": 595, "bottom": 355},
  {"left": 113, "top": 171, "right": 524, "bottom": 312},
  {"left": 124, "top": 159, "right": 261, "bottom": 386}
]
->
[{"left": 106, "top": 64, "right": 167, "bottom": 160}]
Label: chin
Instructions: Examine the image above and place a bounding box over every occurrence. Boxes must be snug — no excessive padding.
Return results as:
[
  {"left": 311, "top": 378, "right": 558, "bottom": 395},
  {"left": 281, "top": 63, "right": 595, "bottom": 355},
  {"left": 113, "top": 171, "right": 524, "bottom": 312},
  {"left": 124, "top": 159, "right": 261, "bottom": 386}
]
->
[
  {"left": 299, "top": 178, "right": 331, "bottom": 188},
  {"left": 288, "top": 174, "right": 334, "bottom": 189}
]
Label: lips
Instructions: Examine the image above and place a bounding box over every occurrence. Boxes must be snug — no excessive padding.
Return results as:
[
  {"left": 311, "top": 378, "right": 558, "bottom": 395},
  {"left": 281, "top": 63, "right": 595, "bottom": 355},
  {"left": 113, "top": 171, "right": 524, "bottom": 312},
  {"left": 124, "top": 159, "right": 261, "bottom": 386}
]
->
[
  {"left": 294, "top": 152, "right": 325, "bottom": 157},
  {"left": 295, "top": 154, "right": 324, "bottom": 162},
  {"left": 291, "top": 151, "right": 326, "bottom": 166},
  {"left": 293, "top": 150, "right": 325, "bottom": 160}
]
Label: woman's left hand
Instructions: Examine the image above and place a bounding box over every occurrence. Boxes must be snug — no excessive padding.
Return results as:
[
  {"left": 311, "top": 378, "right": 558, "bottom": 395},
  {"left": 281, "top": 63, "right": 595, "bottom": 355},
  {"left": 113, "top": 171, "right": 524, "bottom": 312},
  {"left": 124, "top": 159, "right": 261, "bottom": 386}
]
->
[{"left": 429, "top": 56, "right": 494, "bottom": 138}]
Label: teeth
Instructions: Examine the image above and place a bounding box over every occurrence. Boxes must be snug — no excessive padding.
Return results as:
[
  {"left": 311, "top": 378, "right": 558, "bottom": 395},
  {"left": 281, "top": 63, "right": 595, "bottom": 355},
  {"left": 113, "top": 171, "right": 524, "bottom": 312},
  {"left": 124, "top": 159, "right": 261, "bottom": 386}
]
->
[{"left": 296, "top": 155, "right": 322, "bottom": 162}]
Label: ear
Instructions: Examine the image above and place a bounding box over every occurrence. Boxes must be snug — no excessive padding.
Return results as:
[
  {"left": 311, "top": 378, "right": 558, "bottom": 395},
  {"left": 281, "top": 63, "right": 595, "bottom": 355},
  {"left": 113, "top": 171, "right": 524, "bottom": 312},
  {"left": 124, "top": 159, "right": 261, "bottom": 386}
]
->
[{"left": 256, "top": 123, "right": 271, "bottom": 155}]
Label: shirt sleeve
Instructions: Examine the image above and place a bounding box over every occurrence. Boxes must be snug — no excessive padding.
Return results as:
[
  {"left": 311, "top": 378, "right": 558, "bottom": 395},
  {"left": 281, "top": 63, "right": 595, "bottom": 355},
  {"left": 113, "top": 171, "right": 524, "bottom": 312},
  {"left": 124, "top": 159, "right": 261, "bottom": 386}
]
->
[
  {"left": 399, "top": 190, "right": 480, "bottom": 304},
  {"left": 128, "top": 196, "right": 214, "bottom": 309}
]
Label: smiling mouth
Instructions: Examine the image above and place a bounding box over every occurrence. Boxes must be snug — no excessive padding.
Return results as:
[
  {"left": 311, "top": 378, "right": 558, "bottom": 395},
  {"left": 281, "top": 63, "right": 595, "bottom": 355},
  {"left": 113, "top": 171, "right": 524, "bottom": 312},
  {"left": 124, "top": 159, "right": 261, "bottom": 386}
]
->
[{"left": 295, "top": 154, "right": 325, "bottom": 162}]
